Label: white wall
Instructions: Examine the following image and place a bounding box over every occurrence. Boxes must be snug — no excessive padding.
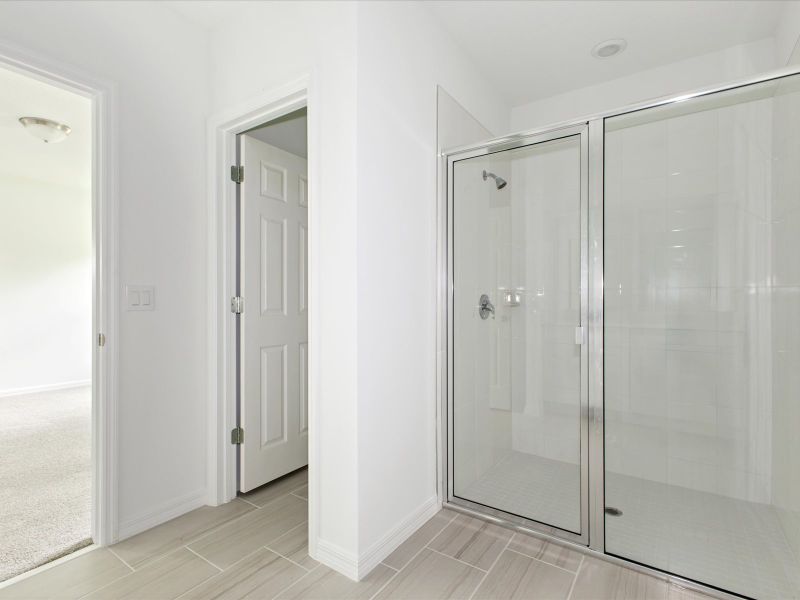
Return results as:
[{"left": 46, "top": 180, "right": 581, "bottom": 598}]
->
[
  {"left": 208, "top": 0, "right": 361, "bottom": 568},
  {"left": 355, "top": 0, "right": 509, "bottom": 569},
  {"left": 0, "top": 1, "right": 210, "bottom": 536},
  {"left": 437, "top": 87, "right": 494, "bottom": 150},
  {"left": 0, "top": 0, "right": 507, "bottom": 575},
  {"left": 510, "top": 38, "right": 778, "bottom": 132},
  {"left": 209, "top": 0, "right": 508, "bottom": 576},
  {"left": 0, "top": 176, "right": 91, "bottom": 394},
  {"left": 775, "top": 1, "right": 800, "bottom": 66},
  {"left": 247, "top": 109, "right": 307, "bottom": 158}
]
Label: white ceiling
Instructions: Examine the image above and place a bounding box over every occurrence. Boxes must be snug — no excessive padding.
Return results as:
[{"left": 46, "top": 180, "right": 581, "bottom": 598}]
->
[
  {"left": 426, "top": 0, "right": 791, "bottom": 106},
  {"left": 164, "top": 1, "right": 260, "bottom": 30},
  {"left": 245, "top": 108, "right": 307, "bottom": 158},
  {"left": 0, "top": 65, "right": 91, "bottom": 189},
  {"left": 165, "top": 0, "right": 793, "bottom": 108}
]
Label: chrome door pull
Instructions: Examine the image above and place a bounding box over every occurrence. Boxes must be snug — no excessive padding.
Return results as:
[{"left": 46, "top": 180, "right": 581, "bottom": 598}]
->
[{"left": 479, "top": 294, "right": 495, "bottom": 320}]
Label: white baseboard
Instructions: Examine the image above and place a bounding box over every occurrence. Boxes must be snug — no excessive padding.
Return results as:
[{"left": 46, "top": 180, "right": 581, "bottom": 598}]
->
[
  {"left": 357, "top": 495, "right": 440, "bottom": 579},
  {"left": 315, "top": 495, "right": 440, "bottom": 581},
  {"left": 117, "top": 488, "right": 207, "bottom": 541},
  {"left": 315, "top": 538, "right": 360, "bottom": 581},
  {"left": 0, "top": 379, "right": 91, "bottom": 398}
]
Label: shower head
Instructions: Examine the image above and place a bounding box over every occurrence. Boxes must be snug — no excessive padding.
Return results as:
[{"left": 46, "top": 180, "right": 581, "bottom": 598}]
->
[{"left": 482, "top": 170, "right": 507, "bottom": 190}]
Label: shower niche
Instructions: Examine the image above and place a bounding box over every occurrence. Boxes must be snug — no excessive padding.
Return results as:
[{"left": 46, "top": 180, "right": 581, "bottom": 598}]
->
[{"left": 444, "top": 71, "right": 800, "bottom": 599}]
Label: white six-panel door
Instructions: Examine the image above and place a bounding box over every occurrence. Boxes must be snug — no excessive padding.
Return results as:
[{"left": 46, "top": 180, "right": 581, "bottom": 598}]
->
[{"left": 240, "top": 135, "right": 308, "bottom": 492}]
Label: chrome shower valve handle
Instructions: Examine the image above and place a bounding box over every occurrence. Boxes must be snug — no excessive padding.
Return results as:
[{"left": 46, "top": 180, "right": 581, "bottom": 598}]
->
[{"left": 478, "top": 294, "right": 495, "bottom": 320}]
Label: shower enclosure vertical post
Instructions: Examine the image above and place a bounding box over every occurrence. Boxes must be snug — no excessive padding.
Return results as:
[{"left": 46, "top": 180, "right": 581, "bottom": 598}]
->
[{"left": 587, "top": 118, "right": 605, "bottom": 553}]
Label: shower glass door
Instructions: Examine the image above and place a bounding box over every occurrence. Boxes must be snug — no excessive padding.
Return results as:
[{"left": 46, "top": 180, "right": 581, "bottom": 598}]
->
[
  {"left": 448, "top": 126, "right": 589, "bottom": 542},
  {"left": 604, "top": 73, "right": 800, "bottom": 598}
]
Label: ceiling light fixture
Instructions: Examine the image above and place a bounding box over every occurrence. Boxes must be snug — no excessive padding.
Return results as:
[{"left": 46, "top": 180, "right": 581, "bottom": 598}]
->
[
  {"left": 18, "top": 116, "right": 72, "bottom": 143},
  {"left": 591, "top": 38, "right": 627, "bottom": 59}
]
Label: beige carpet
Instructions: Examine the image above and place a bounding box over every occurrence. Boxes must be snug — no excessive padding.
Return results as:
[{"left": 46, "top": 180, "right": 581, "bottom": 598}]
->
[{"left": 0, "top": 386, "right": 91, "bottom": 582}]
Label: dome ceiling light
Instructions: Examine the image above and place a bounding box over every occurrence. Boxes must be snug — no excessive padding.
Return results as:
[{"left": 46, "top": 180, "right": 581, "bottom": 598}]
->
[{"left": 18, "top": 116, "right": 72, "bottom": 143}]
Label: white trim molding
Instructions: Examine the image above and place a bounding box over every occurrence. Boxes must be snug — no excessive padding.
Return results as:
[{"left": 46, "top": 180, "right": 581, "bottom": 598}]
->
[
  {"left": 315, "top": 539, "right": 361, "bottom": 581},
  {"left": 206, "top": 74, "right": 321, "bottom": 559},
  {"left": 357, "top": 496, "right": 440, "bottom": 579},
  {"left": 0, "top": 39, "right": 120, "bottom": 547},
  {"left": 0, "top": 379, "right": 92, "bottom": 398},
  {"left": 118, "top": 488, "right": 207, "bottom": 540},
  {"left": 315, "top": 496, "right": 440, "bottom": 581}
]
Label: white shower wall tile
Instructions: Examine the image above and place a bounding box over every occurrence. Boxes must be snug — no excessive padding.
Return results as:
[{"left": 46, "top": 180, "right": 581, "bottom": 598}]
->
[
  {"left": 771, "top": 79, "right": 800, "bottom": 564},
  {"left": 604, "top": 95, "right": 776, "bottom": 506}
]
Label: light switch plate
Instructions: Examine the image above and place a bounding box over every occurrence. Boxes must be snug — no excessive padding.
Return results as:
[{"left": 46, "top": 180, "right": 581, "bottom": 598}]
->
[{"left": 126, "top": 285, "right": 155, "bottom": 311}]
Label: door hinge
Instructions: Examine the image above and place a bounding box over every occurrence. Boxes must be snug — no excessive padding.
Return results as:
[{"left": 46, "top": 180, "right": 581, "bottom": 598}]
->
[
  {"left": 98, "top": 333, "right": 106, "bottom": 347},
  {"left": 231, "top": 426, "right": 244, "bottom": 445},
  {"left": 231, "top": 165, "right": 244, "bottom": 184},
  {"left": 231, "top": 296, "right": 244, "bottom": 314}
]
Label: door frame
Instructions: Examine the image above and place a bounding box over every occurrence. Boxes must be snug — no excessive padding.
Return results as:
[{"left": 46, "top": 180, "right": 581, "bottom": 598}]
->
[
  {"left": 0, "top": 41, "right": 120, "bottom": 546},
  {"left": 442, "top": 123, "right": 591, "bottom": 546},
  {"left": 206, "top": 75, "right": 317, "bottom": 537}
]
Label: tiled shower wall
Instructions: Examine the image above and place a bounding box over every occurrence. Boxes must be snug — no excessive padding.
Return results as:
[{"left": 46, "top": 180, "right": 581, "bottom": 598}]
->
[
  {"left": 453, "top": 157, "right": 512, "bottom": 492},
  {"left": 604, "top": 97, "right": 774, "bottom": 504},
  {"left": 771, "top": 81, "right": 800, "bottom": 566},
  {"left": 509, "top": 141, "right": 582, "bottom": 466}
]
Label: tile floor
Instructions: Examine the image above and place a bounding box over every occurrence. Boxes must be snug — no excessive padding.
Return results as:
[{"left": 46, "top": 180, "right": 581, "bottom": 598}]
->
[{"left": 0, "top": 467, "right": 715, "bottom": 600}]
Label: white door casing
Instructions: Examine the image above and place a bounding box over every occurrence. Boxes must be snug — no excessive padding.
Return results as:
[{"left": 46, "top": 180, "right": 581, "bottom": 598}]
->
[
  {"left": 0, "top": 43, "right": 119, "bottom": 545},
  {"left": 240, "top": 135, "right": 308, "bottom": 492}
]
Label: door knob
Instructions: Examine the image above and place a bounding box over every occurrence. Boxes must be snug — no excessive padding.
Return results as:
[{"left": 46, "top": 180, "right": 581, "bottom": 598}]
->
[{"left": 479, "top": 294, "right": 495, "bottom": 320}]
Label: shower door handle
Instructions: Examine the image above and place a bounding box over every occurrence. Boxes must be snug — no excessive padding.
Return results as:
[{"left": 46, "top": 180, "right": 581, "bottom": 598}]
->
[{"left": 478, "top": 294, "right": 495, "bottom": 320}]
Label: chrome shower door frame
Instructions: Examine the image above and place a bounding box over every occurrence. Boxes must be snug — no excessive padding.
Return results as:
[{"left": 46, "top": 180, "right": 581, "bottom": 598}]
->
[
  {"left": 440, "top": 64, "right": 800, "bottom": 600},
  {"left": 444, "top": 122, "right": 592, "bottom": 546}
]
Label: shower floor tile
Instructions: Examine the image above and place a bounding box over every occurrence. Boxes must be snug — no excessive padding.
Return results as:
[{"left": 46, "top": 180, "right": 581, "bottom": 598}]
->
[
  {"left": 607, "top": 471, "right": 800, "bottom": 600},
  {"left": 459, "top": 451, "right": 580, "bottom": 533}
]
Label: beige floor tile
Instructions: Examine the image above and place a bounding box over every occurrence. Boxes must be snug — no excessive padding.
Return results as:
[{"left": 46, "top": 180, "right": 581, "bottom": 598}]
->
[
  {"left": 428, "top": 513, "right": 513, "bottom": 571},
  {"left": 111, "top": 499, "right": 254, "bottom": 568},
  {"left": 277, "top": 564, "right": 395, "bottom": 600},
  {"left": 507, "top": 532, "right": 583, "bottom": 573},
  {"left": 667, "top": 584, "right": 716, "bottom": 600},
  {"left": 0, "top": 549, "right": 131, "bottom": 600},
  {"left": 381, "top": 510, "right": 457, "bottom": 571},
  {"left": 83, "top": 548, "right": 218, "bottom": 600},
  {"left": 375, "top": 548, "right": 484, "bottom": 600},
  {"left": 291, "top": 485, "right": 308, "bottom": 500},
  {"left": 267, "top": 523, "right": 318, "bottom": 570},
  {"left": 189, "top": 494, "right": 307, "bottom": 569},
  {"left": 473, "top": 549, "right": 575, "bottom": 599},
  {"left": 239, "top": 468, "right": 308, "bottom": 508},
  {"left": 180, "top": 548, "right": 306, "bottom": 600},
  {"left": 571, "top": 556, "right": 669, "bottom": 600}
]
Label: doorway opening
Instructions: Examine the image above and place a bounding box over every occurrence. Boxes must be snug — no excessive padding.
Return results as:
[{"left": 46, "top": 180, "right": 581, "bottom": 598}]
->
[
  {"left": 0, "top": 63, "right": 94, "bottom": 582},
  {"left": 234, "top": 107, "right": 309, "bottom": 502}
]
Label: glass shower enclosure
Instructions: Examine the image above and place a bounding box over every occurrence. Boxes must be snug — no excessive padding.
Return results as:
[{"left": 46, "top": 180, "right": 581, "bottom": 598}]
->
[{"left": 444, "top": 69, "right": 800, "bottom": 599}]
